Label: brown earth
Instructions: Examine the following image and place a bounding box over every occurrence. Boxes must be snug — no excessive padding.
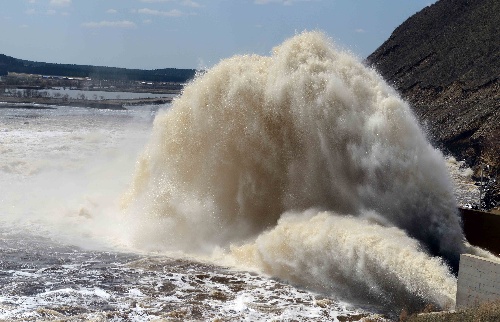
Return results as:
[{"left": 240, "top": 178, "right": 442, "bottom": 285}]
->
[{"left": 367, "top": 0, "right": 499, "bottom": 209}]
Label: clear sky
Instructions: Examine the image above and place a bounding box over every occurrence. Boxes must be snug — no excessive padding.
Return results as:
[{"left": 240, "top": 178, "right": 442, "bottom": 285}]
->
[{"left": 0, "top": 0, "right": 436, "bottom": 70}]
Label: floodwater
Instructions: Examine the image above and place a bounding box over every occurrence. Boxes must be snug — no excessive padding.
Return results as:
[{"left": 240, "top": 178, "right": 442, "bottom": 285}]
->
[{"left": 0, "top": 31, "right": 488, "bottom": 321}]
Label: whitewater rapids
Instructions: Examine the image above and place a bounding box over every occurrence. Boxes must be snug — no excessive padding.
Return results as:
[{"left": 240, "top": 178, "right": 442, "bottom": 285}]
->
[{"left": 120, "top": 31, "right": 472, "bottom": 312}]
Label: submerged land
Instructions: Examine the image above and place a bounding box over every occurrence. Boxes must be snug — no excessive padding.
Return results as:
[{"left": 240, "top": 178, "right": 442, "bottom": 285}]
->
[
  {"left": 0, "top": 54, "right": 195, "bottom": 109},
  {"left": 0, "top": 95, "right": 173, "bottom": 110},
  {"left": 0, "top": 72, "right": 182, "bottom": 109}
]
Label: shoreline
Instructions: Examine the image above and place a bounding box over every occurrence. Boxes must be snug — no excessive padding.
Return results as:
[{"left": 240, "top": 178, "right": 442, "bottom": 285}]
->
[{"left": 0, "top": 96, "right": 173, "bottom": 110}]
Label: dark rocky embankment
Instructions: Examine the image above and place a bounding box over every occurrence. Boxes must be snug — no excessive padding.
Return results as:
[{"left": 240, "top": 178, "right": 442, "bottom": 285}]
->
[{"left": 367, "top": 0, "right": 499, "bottom": 209}]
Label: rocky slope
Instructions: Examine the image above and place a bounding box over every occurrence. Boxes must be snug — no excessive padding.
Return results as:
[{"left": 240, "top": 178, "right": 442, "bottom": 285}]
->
[{"left": 367, "top": 0, "right": 499, "bottom": 209}]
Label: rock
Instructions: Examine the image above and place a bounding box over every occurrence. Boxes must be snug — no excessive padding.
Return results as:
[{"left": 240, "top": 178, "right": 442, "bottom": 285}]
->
[{"left": 367, "top": 0, "right": 499, "bottom": 209}]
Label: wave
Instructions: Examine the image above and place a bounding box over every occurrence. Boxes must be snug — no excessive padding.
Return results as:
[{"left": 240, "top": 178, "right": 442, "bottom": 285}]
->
[{"left": 122, "top": 31, "right": 471, "bottom": 312}]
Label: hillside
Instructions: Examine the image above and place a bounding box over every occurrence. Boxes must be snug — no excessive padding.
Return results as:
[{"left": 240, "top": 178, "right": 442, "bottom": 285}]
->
[
  {"left": 0, "top": 54, "right": 196, "bottom": 83},
  {"left": 367, "top": 0, "right": 499, "bottom": 209}
]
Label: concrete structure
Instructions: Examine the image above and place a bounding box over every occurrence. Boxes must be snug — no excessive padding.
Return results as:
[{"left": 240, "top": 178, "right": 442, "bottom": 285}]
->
[
  {"left": 460, "top": 208, "right": 500, "bottom": 256},
  {"left": 456, "top": 254, "right": 500, "bottom": 308}
]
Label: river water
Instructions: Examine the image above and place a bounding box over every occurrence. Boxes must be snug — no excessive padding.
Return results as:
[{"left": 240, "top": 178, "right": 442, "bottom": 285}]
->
[
  {"left": 4, "top": 88, "right": 176, "bottom": 100},
  {"left": 0, "top": 104, "right": 372, "bottom": 321},
  {"left": 0, "top": 31, "right": 487, "bottom": 321}
]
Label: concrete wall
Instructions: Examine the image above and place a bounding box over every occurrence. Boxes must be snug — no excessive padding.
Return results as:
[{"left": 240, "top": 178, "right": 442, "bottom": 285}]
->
[
  {"left": 456, "top": 254, "right": 500, "bottom": 308},
  {"left": 460, "top": 208, "right": 500, "bottom": 256}
]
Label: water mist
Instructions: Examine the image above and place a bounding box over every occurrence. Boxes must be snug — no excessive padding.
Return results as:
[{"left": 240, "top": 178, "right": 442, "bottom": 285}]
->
[{"left": 123, "top": 31, "right": 470, "bottom": 312}]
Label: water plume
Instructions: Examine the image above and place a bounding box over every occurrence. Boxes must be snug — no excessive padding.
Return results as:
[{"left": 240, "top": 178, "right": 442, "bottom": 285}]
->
[
  {"left": 123, "top": 31, "right": 468, "bottom": 311},
  {"left": 231, "top": 210, "right": 457, "bottom": 311}
]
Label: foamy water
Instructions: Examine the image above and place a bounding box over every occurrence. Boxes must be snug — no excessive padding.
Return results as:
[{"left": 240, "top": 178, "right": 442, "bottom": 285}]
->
[
  {"left": 0, "top": 103, "right": 373, "bottom": 320},
  {"left": 0, "top": 31, "right": 492, "bottom": 320},
  {"left": 120, "top": 31, "right": 475, "bottom": 312}
]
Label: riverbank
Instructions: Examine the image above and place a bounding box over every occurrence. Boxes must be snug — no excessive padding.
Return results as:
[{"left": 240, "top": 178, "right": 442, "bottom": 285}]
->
[
  {"left": 402, "top": 300, "right": 500, "bottom": 321},
  {"left": 0, "top": 96, "right": 173, "bottom": 110}
]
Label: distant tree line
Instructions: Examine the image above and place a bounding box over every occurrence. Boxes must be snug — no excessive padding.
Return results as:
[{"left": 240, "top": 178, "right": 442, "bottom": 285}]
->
[
  {"left": 5, "top": 88, "right": 71, "bottom": 101},
  {"left": 0, "top": 54, "right": 196, "bottom": 82}
]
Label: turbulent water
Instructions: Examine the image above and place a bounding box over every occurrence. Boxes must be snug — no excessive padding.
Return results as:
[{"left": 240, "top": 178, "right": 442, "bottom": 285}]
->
[
  {"left": 122, "top": 31, "right": 467, "bottom": 309},
  {"left": 0, "top": 31, "right": 491, "bottom": 321}
]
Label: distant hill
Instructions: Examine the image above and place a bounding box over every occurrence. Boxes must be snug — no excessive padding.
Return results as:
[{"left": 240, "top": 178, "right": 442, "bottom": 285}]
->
[
  {"left": 0, "top": 54, "right": 196, "bottom": 83},
  {"left": 367, "top": 0, "right": 499, "bottom": 208}
]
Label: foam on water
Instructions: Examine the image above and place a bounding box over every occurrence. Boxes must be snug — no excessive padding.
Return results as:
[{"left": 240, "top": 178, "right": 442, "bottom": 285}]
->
[
  {"left": 0, "top": 105, "right": 155, "bottom": 250},
  {"left": 0, "top": 231, "right": 369, "bottom": 321},
  {"left": 231, "top": 210, "right": 456, "bottom": 310},
  {"left": 121, "top": 31, "right": 481, "bottom": 312}
]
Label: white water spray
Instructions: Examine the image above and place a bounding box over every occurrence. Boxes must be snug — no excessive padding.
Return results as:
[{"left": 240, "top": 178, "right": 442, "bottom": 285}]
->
[{"left": 123, "top": 31, "right": 468, "bottom": 311}]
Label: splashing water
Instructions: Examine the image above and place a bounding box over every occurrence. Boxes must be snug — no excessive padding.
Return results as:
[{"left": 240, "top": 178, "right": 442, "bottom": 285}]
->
[{"left": 122, "top": 31, "right": 466, "bottom": 312}]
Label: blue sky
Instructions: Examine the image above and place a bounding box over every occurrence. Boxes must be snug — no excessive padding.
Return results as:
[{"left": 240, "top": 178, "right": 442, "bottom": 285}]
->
[{"left": 0, "top": 0, "right": 435, "bottom": 69}]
